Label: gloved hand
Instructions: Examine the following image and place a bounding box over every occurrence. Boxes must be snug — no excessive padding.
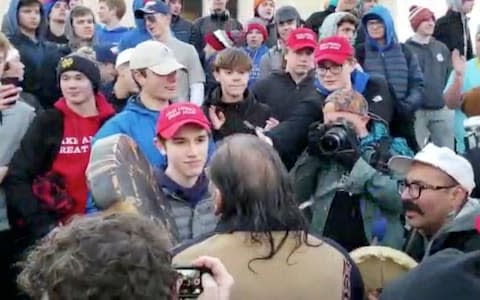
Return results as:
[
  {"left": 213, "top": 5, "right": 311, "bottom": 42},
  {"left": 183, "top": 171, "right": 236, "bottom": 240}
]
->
[{"left": 307, "top": 121, "right": 328, "bottom": 157}]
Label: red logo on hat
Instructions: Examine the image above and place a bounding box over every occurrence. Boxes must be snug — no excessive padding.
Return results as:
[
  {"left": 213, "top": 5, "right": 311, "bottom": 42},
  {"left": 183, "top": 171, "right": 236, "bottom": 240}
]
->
[
  {"left": 156, "top": 103, "right": 210, "bottom": 139},
  {"left": 319, "top": 42, "right": 342, "bottom": 51},
  {"left": 295, "top": 32, "right": 315, "bottom": 41}
]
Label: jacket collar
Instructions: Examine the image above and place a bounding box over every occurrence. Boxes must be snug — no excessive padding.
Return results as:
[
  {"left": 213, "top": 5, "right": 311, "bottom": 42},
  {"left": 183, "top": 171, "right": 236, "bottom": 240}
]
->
[{"left": 206, "top": 87, "right": 256, "bottom": 113}]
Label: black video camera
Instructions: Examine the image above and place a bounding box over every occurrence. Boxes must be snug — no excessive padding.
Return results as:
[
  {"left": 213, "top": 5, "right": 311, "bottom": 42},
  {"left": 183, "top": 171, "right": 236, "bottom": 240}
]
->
[{"left": 314, "top": 120, "right": 357, "bottom": 155}]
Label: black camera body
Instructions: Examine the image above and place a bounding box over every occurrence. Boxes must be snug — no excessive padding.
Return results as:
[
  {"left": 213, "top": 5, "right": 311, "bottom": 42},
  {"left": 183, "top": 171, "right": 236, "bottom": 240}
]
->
[{"left": 316, "top": 121, "right": 355, "bottom": 155}]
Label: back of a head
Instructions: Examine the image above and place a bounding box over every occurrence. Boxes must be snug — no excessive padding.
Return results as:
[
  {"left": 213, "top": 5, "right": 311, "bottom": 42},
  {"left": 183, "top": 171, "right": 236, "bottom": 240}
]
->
[
  {"left": 380, "top": 249, "right": 480, "bottom": 300},
  {"left": 209, "top": 134, "right": 306, "bottom": 231},
  {"left": 18, "top": 213, "right": 176, "bottom": 300}
]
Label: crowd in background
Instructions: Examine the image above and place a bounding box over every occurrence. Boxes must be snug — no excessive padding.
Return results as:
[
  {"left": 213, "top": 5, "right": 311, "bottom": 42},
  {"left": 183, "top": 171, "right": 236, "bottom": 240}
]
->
[{"left": 0, "top": 0, "right": 480, "bottom": 299}]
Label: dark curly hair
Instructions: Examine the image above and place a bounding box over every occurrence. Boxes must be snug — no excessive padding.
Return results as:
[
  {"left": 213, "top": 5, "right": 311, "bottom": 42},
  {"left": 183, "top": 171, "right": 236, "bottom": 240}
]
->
[{"left": 17, "top": 213, "right": 177, "bottom": 300}]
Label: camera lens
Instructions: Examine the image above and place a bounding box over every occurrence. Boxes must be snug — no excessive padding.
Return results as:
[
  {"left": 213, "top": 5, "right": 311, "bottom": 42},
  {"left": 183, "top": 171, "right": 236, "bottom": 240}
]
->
[{"left": 320, "top": 134, "right": 341, "bottom": 153}]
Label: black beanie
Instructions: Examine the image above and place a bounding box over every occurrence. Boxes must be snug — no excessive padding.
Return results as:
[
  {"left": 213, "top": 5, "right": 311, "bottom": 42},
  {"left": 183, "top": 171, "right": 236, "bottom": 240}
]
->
[{"left": 57, "top": 54, "right": 101, "bottom": 92}]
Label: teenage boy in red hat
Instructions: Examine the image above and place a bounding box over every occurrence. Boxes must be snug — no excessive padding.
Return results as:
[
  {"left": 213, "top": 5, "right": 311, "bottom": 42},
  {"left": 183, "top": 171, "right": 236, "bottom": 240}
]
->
[{"left": 154, "top": 102, "right": 217, "bottom": 242}]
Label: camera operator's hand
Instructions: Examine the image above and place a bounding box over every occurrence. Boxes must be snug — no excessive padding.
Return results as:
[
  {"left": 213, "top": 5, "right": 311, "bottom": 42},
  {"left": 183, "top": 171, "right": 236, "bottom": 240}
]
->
[
  {"left": 208, "top": 106, "right": 226, "bottom": 130},
  {"left": 307, "top": 121, "right": 328, "bottom": 157},
  {"left": 194, "top": 256, "right": 234, "bottom": 300}
]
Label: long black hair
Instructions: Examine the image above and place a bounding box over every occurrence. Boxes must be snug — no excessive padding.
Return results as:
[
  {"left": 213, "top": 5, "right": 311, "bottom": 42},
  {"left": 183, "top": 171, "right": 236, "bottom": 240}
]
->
[{"left": 208, "top": 134, "right": 321, "bottom": 272}]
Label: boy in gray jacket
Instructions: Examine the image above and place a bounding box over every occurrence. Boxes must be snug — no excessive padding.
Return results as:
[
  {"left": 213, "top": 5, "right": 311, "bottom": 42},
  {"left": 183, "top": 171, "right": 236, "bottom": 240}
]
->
[{"left": 405, "top": 5, "right": 454, "bottom": 149}]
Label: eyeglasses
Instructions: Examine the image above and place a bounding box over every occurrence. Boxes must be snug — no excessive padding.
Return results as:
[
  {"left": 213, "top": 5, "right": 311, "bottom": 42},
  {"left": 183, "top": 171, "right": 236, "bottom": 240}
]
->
[
  {"left": 144, "top": 14, "right": 157, "bottom": 23},
  {"left": 317, "top": 64, "right": 343, "bottom": 75},
  {"left": 397, "top": 180, "right": 457, "bottom": 200},
  {"left": 366, "top": 20, "right": 384, "bottom": 28}
]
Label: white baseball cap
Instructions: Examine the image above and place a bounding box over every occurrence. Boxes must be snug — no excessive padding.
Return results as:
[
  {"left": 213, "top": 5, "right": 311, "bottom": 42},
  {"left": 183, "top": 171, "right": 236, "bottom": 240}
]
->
[
  {"left": 129, "top": 40, "right": 185, "bottom": 75},
  {"left": 115, "top": 48, "right": 134, "bottom": 69},
  {"left": 388, "top": 143, "right": 475, "bottom": 194}
]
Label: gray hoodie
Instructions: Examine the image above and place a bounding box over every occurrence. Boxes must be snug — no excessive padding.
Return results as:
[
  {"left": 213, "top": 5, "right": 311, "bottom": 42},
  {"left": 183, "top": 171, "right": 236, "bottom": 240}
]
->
[
  {"left": 0, "top": 101, "right": 36, "bottom": 231},
  {"left": 319, "top": 12, "right": 357, "bottom": 43},
  {"left": 422, "top": 198, "right": 480, "bottom": 260}
]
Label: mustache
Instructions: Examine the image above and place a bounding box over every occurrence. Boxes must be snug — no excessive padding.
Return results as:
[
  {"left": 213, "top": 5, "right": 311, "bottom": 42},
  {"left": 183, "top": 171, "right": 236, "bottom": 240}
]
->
[{"left": 402, "top": 201, "right": 425, "bottom": 215}]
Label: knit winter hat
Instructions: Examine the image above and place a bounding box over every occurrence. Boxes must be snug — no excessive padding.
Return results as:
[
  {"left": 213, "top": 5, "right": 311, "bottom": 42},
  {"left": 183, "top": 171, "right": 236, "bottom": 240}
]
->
[
  {"left": 254, "top": 0, "right": 274, "bottom": 9},
  {"left": 57, "top": 54, "right": 101, "bottom": 92},
  {"left": 245, "top": 18, "right": 268, "bottom": 41},
  {"left": 409, "top": 5, "right": 435, "bottom": 32}
]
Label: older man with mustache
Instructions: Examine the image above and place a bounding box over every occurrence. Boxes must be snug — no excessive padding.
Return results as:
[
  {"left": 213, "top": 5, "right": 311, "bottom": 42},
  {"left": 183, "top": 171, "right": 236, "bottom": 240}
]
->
[{"left": 389, "top": 143, "right": 480, "bottom": 262}]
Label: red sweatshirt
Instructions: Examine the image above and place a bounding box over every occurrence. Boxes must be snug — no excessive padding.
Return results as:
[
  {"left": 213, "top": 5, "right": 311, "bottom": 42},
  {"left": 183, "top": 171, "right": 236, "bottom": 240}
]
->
[{"left": 51, "top": 94, "right": 114, "bottom": 220}]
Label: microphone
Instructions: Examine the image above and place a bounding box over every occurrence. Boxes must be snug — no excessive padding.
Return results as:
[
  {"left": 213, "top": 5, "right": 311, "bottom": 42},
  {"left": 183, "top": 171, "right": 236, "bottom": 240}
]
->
[{"left": 371, "top": 216, "right": 387, "bottom": 245}]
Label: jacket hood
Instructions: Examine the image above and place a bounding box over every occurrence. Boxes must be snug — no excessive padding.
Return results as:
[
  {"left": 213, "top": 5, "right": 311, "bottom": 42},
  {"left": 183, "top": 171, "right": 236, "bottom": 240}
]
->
[
  {"left": 442, "top": 198, "right": 480, "bottom": 234},
  {"left": 6, "top": 0, "right": 47, "bottom": 37},
  {"left": 447, "top": 0, "right": 464, "bottom": 12},
  {"left": 132, "top": 0, "right": 147, "bottom": 31},
  {"left": 319, "top": 12, "right": 356, "bottom": 40},
  {"left": 64, "top": 7, "right": 96, "bottom": 51},
  {"left": 54, "top": 92, "right": 115, "bottom": 120},
  {"left": 43, "top": 0, "right": 65, "bottom": 19},
  {"left": 362, "top": 5, "right": 397, "bottom": 50}
]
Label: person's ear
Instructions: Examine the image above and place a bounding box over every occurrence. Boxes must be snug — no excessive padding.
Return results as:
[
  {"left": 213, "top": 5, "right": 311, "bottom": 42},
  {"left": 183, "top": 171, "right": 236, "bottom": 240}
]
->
[
  {"left": 154, "top": 137, "right": 167, "bottom": 155},
  {"left": 450, "top": 187, "right": 467, "bottom": 211},
  {"left": 213, "top": 70, "right": 221, "bottom": 83},
  {"left": 360, "top": 115, "right": 370, "bottom": 125},
  {"left": 213, "top": 187, "right": 223, "bottom": 216}
]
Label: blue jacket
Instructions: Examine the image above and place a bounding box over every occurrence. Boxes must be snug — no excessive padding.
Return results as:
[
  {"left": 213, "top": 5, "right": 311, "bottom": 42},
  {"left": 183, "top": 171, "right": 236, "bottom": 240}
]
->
[
  {"left": 87, "top": 97, "right": 216, "bottom": 214},
  {"left": 118, "top": 0, "right": 150, "bottom": 51},
  {"left": 93, "top": 98, "right": 166, "bottom": 168},
  {"left": 95, "top": 26, "right": 131, "bottom": 50},
  {"left": 360, "top": 5, "right": 424, "bottom": 117},
  {"left": 243, "top": 45, "right": 269, "bottom": 89},
  {"left": 5, "top": 0, "right": 56, "bottom": 105}
]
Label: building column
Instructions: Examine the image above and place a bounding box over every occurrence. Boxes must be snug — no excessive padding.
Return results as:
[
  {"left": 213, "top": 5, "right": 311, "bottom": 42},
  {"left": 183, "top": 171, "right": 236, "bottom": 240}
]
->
[{"left": 237, "top": 0, "right": 255, "bottom": 23}]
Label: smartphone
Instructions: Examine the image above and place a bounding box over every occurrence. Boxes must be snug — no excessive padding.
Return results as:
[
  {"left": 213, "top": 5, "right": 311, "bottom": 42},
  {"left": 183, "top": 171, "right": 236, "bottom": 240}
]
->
[
  {"left": 1, "top": 77, "right": 20, "bottom": 105},
  {"left": 175, "top": 266, "right": 211, "bottom": 299}
]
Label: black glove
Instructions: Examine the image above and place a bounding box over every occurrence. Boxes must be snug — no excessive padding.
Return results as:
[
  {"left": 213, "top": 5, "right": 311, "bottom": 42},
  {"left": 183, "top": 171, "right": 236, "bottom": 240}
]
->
[
  {"left": 331, "top": 126, "right": 361, "bottom": 170},
  {"left": 307, "top": 121, "right": 328, "bottom": 157}
]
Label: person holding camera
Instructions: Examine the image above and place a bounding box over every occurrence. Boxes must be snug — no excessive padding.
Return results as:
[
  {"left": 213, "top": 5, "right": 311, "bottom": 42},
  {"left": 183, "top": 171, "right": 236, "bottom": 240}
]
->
[
  {"left": 17, "top": 213, "right": 234, "bottom": 300},
  {"left": 261, "top": 36, "right": 395, "bottom": 169},
  {"left": 292, "top": 89, "right": 413, "bottom": 251}
]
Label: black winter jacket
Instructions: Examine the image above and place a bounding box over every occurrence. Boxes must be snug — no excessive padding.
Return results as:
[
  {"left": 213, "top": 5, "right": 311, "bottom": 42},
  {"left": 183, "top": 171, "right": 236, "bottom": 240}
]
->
[
  {"left": 4, "top": 110, "right": 63, "bottom": 250},
  {"left": 252, "top": 70, "right": 318, "bottom": 122},
  {"left": 433, "top": 9, "right": 473, "bottom": 60},
  {"left": 305, "top": 6, "right": 336, "bottom": 35},
  {"left": 267, "top": 75, "right": 394, "bottom": 169},
  {"left": 203, "top": 87, "right": 271, "bottom": 142}
]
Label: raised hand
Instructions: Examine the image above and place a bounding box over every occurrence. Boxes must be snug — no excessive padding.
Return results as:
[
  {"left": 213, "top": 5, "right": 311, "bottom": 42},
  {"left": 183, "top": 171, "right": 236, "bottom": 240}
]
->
[
  {"left": 264, "top": 117, "right": 280, "bottom": 131},
  {"left": 208, "top": 106, "right": 226, "bottom": 130},
  {"left": 451, "top": 49, "right": 466, "bottom": 77}
]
